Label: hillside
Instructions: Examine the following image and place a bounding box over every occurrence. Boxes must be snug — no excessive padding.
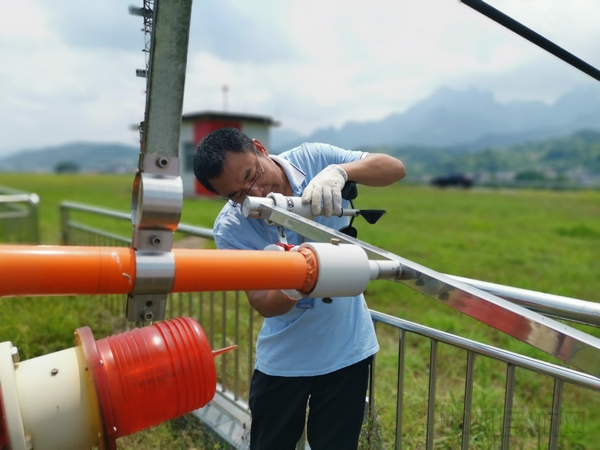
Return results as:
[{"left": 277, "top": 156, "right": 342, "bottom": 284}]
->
[
  {"left": 1, "top": 131, "right": 599, "bottom": 188},
  {"left": 273, "top": 85, "right": 600, "bottom": 153},
  {"left": 375, "top": 129, "right": 600, "bottom": 185},
  {"left": 0, "top": 142, "right": 138, "bottom": 173}
]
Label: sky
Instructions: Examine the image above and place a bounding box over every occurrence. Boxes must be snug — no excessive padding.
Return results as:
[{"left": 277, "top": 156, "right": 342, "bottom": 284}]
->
[{"left": 1, "top": 0, "right": 599, "bottom": 157}]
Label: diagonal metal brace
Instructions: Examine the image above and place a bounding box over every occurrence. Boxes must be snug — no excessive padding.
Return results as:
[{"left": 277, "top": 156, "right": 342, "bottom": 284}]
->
[{"left": 248, "top": 201, "right": 600, "bottom": 377}]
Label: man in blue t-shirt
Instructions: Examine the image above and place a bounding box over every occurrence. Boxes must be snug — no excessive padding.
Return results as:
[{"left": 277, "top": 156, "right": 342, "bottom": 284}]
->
[{"left": 194, "top": 127, "right": 405, "bottom": 450}]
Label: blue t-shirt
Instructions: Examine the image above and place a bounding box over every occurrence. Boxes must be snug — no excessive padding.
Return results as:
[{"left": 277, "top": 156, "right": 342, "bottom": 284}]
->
[{"left": 213, "top": 142, "right": 379, "bottom": 376}]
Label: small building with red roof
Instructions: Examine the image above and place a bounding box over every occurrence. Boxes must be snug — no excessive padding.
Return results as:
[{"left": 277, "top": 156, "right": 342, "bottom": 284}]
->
[{"left": 179, "top": 111, "right": 277, "bottom": 197}]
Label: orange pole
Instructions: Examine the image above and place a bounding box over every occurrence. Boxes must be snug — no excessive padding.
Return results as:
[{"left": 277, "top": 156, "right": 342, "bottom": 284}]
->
[
  {"left": 0, "top": 245, "right": 311, "bottom": 298},
  {"left": 171, "top": 248, "right": 311, "bottom": 292}
]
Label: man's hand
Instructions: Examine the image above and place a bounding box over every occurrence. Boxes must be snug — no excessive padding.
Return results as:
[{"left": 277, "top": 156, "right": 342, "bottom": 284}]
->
[{"left": 301, "top": 164, "right": 348, "bottom": 217}]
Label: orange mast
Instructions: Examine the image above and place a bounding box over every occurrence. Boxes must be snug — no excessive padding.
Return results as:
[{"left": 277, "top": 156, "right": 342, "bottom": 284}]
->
[{"left": 0, "top": 245, "right": 313, "bottom": 297}]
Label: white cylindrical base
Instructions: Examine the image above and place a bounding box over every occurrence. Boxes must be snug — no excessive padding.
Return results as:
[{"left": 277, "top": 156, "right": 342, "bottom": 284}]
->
[
  {"left": 300, "top": 242, "right": 370, "bottom": 298},
  {"left": 0, "top": 342, "right": 27, "bottom": 450},
  {"left": 15, "top": 347, "right": 102, "bottom": 450}
]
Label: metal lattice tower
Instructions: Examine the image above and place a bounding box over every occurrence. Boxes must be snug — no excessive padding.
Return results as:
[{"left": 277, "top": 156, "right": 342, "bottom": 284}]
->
[{"left": 130, "top": 0, "right": 155, "bottom": 80}]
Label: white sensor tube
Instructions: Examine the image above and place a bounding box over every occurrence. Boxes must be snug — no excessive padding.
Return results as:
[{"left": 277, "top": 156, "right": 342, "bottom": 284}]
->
[{"left": 300, "top": 242, "right": 370, "bottom": 298}]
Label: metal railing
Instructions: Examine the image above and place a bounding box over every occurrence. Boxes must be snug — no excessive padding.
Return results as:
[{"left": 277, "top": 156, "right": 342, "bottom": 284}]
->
[
  {"left": 368, "top": 311, "right": 599, "bottom": 449},
  {"left": 58, "top": 201, "right": 600, "bottom": 449},
  {"left": 0, "top": 187, "right": 39, "bottom": 244},
  {"left": 60, "top": 201, "right": 213, "bottom": 245}
]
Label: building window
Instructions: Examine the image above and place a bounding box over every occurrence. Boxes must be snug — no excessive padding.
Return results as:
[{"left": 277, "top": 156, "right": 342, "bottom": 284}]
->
[{"left": 183, "top": 142, "right": 195, "bottom": 172}]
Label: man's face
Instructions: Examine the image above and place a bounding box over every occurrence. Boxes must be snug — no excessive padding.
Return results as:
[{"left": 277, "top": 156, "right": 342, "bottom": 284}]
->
[{"left": 210, "top": 141, "right": 286, "bottom": 204}]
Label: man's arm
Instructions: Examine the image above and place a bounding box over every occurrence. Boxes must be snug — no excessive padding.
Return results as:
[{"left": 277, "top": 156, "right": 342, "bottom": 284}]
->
[
  {"left": 340, "top": 153, "right": 406, "bottom": 186},
  {"left": 246, "top": 289, "right": 298, "bottom": 318},
  {"left": 301, "top": 152, "right": 405, "bottom": 217},
  {"left": 247, "top": 153, "right": 405, "bottom": 317}
]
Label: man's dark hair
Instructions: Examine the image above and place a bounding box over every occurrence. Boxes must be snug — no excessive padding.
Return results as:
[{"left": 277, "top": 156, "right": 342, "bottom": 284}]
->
[{"left": 194, "top": 127, "right": 256, "bottom": 194}]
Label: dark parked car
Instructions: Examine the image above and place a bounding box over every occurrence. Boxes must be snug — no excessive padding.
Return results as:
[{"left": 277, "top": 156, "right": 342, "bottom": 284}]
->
[{"left": 431, "top": 174, "right": 473, "bottom": 188}]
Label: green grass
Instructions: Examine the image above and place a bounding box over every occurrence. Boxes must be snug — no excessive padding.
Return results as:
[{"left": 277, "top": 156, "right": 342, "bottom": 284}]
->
[
  {"left": 356, "top": 184, "right": 600, "bottom": 449},
  {"left": 0, "top": 173, "right": 225, "bottom": 244},
  {"left": 1, "top": 173, "right": 600, "bottom": 448}
]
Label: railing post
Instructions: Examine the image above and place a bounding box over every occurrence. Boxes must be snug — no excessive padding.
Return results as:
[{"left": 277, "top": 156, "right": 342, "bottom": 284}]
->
[
  {"left": 548, "top": 379, "right": 563, "bottom": 450},
  {"left": 234, "top": 290, "right": 240, "bottom": 400},
  {"left": 220, "top": 292, "right": 227, "bottom": 388},
  {"left": 501, "top": 363, "right": 516, "bottom": 449},
  {"left": 461, "top": 351, "right": 475, "bottom": 450},
  {"left": 369, "top": 322, "right": 378, "bottom": 416},
  {"left": 60, "top": 203, "right": 70, "bottom": 245},
  {"left": 425, "top": 340, "right": 438, "bottom": 450},
  {"left": 396, "top": 329, "right": 406, "bottom": 449},
  {"left": 28, "top": 194, "right": 40, "bottom": 244}
]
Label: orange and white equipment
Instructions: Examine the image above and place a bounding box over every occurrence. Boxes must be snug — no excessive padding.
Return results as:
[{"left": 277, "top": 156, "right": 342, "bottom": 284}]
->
[
  {"left": 0, "top": 243, "right": 401, "bottom": 300},
  {"left": 0, "top": 242, "right": 400, "bottom": 449},
  {"left": 0, "top": 317, "right": 235, "bottom": 450}
]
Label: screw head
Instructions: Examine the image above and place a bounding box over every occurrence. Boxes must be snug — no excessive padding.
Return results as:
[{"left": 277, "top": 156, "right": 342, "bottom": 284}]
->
[
  {"left": 156, "top": 157, "right": 169, "bottom": 168},
  {"left": 150, "top": 235, "right": 162, "bottom": 246},
  {"left": 143, "top": 310, "right": 154, "bottom": 321},
  {"left": 51, "top": 368, "right": 59, "bottom": 376},
  {"left": 11, "top": 346, "right": 19, "bottom": 363}
]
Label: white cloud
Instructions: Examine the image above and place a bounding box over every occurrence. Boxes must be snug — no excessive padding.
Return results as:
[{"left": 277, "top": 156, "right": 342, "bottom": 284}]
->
[
  {"left": 0, "top": 0, "right": 145, "bottom": 155},
  {"left": 1, "top": 0, "right": 599, "bottom": 156}
]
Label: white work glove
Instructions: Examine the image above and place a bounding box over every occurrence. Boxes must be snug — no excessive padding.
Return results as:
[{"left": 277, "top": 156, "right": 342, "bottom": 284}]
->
[{"left": 301, "top": 164, "right": 348, "bottom": 218}]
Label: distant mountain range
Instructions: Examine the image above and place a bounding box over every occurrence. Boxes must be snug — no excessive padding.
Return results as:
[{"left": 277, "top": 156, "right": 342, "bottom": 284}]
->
[
  {"left": 2, "top": 85, "right": 600, "bottom": 175},
  {"left": 272, "top": 85, "right": 600, "bottom": 153},
  {"left": 0, "top": 142, "right": 139, "bottom": 173},
  {"left": 385, "top": 129, "right": 600, "bottom": 183}
]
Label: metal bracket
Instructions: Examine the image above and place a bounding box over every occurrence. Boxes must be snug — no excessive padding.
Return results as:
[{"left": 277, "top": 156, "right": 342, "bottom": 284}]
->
[
  {"left": 131, "top": 250, "right": 176, "bottom": 294},
  {"left": 128, "top": 165, "right": 182, "bottom": 322},
  {"left": 126, "top": 294, "right": 167, "bottom": 323},
  {"left": 131, "top": 169, "right": 183, "bottom": 233},
  {"left": 127, "top": 0, "right": 193, "bottom": 323}
]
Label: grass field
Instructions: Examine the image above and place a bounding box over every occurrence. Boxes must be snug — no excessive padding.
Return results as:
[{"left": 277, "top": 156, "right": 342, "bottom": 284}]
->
[{"left": 1, "top": 173, "right": 599, "bottom": 448}]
